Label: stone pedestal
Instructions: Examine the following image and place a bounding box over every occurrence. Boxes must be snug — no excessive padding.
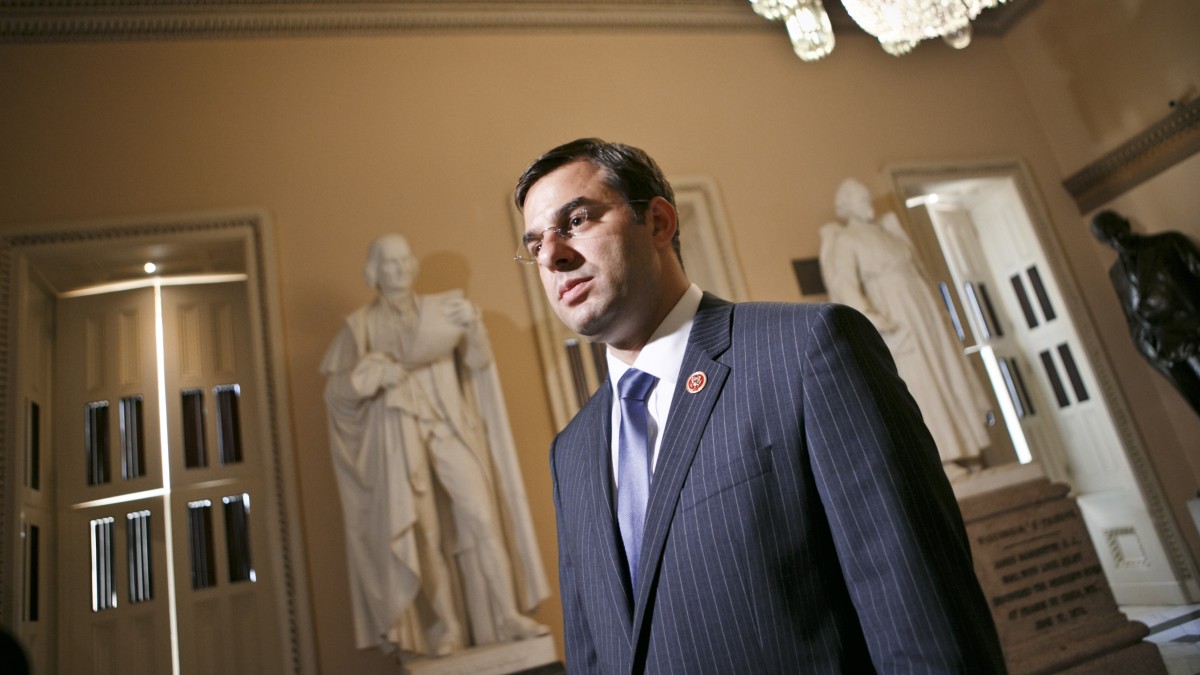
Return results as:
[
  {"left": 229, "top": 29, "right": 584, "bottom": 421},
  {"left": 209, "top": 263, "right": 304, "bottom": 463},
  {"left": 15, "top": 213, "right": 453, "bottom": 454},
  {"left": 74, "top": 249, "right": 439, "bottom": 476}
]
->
[
  {"left": 399, "top": 635, "right": 561, "bottom": 675},
  {"left": 955, "top": 466, "right": 1166, "bottom": 675}
]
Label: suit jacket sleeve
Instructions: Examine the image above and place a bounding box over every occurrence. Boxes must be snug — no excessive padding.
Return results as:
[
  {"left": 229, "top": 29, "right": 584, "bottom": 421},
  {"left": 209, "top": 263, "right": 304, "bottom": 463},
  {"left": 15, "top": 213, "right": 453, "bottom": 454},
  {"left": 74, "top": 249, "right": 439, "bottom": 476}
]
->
[{"left": 804, "top": 303, "right": 1006, "bottom": 672}]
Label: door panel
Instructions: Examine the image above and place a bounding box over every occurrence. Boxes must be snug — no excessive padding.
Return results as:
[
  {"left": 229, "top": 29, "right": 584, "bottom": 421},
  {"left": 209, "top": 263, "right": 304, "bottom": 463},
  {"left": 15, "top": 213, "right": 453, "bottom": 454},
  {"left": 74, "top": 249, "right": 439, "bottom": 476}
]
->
[
  {"left": 162, "top": 283, "right": 260, "bottom": 483},
  {"left": 57, "top": 496, "right": 172, "bottom": 675},
  {"left": 55, "top": 288, "right": 171, "bottom": 675},
  {"left": 55, "top": 289, "right": 163, "bottom": 503},
  {"left": 161, "top": 282, "right": 279, "bottom": 675},
  {"left": 14, "top": 268, "right": 58, "bottom": 675},
  {"left": 928, "top": 205, "right": 1067, "bottom": 475}
]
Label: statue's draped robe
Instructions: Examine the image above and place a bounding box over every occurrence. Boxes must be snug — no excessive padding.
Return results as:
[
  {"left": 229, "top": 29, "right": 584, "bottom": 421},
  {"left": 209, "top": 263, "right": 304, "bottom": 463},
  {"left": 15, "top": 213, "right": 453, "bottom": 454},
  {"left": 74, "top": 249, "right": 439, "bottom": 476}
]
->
[
  {"left": 821, "top": 215, "right": 991, "bottom": 464},
  {"left": 321, "top": 292, "right": 549, "bottom": 653}
]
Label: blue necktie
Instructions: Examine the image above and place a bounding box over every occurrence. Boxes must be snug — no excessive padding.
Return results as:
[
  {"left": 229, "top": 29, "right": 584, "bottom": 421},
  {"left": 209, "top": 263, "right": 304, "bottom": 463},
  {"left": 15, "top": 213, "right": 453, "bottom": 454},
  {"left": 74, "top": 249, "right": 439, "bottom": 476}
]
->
[{"left": 617, "top": 368, "right": 658, "bottom": 591}]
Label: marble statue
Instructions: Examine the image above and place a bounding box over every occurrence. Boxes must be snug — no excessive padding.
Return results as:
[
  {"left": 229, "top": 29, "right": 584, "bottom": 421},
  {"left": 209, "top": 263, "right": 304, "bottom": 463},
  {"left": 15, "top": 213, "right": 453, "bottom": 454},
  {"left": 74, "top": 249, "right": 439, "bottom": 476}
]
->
[
  {"left": 320, "top": 234, "right": 549, "bottom": 657},
  {"left": 1091, "top": 210, "right": 1200, "bottom": 417},
  {"left": 819, "top": 178, "right": 992, "bottom": 476}
]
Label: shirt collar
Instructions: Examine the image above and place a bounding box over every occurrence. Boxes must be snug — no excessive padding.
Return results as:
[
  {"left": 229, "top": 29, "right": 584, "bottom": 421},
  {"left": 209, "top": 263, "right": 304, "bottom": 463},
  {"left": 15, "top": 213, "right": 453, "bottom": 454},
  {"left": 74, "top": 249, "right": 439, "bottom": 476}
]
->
[{"left": 608, "top": 283, "right": 703, "bottom": 394}]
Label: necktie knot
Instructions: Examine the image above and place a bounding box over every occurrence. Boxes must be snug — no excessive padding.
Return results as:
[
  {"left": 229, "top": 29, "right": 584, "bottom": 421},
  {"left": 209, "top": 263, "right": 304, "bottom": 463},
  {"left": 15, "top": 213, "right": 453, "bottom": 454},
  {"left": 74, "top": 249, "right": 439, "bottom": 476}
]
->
[{"left": 619, "top": 368, "right": 657, "bottom": 403}]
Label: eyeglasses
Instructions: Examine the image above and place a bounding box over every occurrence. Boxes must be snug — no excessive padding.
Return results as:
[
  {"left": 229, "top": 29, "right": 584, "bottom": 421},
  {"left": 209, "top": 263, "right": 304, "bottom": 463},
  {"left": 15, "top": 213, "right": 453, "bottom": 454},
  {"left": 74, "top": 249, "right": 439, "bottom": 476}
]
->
[{"left": 514, "top": 200, "right": 650, "bottom": 265}]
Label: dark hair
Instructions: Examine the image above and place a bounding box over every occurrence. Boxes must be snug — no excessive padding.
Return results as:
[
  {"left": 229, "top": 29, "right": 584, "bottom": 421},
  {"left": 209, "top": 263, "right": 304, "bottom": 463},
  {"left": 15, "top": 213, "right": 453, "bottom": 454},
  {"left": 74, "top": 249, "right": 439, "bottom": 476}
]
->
[{"left": 514, "top": 138, "right": 681, "bottom": 261}]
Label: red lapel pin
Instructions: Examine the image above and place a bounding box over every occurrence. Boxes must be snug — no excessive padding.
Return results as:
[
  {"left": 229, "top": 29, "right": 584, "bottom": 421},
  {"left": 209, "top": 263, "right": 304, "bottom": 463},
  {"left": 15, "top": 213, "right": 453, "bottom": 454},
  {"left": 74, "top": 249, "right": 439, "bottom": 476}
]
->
[{"left": 685, "top": 371, "right": 706, "bottom": 394}]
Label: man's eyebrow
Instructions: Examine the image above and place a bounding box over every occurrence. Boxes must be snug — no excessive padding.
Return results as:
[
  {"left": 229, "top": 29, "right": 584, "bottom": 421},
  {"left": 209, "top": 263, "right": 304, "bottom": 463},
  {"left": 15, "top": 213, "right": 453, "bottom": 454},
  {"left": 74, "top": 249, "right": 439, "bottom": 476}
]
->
[{"left": 550, "top": 196, "right": 589, "bottom": 222}]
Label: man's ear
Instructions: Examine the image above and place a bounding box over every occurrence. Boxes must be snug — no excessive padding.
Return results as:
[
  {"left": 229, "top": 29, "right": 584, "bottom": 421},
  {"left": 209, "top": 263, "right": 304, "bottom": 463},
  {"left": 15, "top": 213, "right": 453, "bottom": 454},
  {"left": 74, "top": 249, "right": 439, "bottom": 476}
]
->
[{"left": 646, "top": 196, "right": 678, "bottom": 249}]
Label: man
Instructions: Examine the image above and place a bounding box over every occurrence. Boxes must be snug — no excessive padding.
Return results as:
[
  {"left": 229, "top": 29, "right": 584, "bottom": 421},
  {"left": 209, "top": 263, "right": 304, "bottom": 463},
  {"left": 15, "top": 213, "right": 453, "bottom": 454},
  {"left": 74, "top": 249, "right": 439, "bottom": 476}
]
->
[
  {"left": 321, "top": 234, "right": 548, "bottom": 656},
  {"left": 513, "top": 139, "right": 1005, "bottom": 673}
]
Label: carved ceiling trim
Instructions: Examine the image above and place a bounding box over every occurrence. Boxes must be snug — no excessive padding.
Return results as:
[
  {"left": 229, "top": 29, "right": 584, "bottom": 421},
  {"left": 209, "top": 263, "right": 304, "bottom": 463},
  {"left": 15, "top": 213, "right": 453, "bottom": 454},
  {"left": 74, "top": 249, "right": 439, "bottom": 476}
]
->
[
  {"left": 3, "top": 1, "right": 760, "bottom": 42},
  {"left": 1, "top": 0, "right": 1039, "bottom": 43},
  {"left": 1063, "top": 98, "right": 1200, "bottom": 214}
]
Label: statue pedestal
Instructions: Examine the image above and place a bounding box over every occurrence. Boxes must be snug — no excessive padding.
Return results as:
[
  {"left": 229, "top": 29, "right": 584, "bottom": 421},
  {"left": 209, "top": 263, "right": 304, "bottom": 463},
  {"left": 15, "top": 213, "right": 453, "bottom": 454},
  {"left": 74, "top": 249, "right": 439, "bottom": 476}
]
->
[
  {"left": 954, "top": 464, "right": 1166, "bottom": 674},
  {"left": 399, "top": 635, "right": 561, "bottom": 675}
]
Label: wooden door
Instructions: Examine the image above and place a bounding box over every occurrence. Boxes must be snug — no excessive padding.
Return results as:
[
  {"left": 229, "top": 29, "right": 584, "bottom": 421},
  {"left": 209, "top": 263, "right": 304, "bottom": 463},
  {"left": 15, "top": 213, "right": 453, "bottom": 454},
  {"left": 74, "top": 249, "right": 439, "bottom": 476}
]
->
[{"left": 53, "top": 281, "right": 281, "bottom": 675}]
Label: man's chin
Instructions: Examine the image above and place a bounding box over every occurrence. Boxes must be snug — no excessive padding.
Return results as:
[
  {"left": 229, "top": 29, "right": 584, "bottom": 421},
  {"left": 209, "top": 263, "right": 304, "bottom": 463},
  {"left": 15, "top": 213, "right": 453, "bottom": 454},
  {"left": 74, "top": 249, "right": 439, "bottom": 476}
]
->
[{"left": 554, "top": 307, "right": 602, "bottom": 341}]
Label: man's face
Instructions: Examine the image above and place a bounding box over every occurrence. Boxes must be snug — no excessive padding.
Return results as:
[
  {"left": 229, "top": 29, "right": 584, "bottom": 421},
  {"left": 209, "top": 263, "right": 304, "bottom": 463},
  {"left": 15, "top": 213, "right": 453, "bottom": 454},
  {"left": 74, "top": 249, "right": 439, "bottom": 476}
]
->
[
  {"left": 373, "top": 237, "right": 415, "bottom": 295},
  {"left": 521, "top": 160, "right": 660, "bottom": 348}
]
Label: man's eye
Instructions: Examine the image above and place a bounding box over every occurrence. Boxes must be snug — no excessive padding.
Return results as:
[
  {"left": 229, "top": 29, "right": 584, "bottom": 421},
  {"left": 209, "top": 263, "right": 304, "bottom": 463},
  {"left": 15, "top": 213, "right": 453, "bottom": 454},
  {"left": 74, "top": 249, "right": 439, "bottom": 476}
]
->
[{"left": 567, "top": 208, "right": 590, "bottom": 230}]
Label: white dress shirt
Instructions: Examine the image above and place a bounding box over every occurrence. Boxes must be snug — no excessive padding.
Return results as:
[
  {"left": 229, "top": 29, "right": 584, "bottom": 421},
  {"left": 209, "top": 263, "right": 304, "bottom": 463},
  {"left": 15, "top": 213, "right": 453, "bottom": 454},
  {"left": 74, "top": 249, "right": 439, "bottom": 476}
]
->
[{"left": 607, "top": 283, "right": 704, "bottom": 488}]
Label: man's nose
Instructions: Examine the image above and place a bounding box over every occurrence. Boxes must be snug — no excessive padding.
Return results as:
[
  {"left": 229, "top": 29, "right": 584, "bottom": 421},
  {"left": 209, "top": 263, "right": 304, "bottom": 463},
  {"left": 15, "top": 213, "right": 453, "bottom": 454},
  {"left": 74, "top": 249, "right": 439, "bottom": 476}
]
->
[{"left": 538, "top": 231, "right": 577, "bottom": 269}]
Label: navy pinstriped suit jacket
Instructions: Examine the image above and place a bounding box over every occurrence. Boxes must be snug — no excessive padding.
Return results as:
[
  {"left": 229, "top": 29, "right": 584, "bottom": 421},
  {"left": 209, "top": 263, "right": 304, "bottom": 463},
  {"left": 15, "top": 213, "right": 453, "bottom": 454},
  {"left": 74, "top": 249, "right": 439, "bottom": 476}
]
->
[{"left": 549, "top": 294, "right": 1006, "bottom": 674}]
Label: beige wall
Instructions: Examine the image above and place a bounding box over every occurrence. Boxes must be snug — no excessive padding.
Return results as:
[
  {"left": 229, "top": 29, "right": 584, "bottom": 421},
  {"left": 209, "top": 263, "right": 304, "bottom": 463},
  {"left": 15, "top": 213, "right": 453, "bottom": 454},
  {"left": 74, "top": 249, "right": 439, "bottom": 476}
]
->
[
  {"left": 1003, "top": 0, "right": 1200, "bottom": 176},
  {"left": 1, "top": 3, "right": 1197, "bottom": 671}
]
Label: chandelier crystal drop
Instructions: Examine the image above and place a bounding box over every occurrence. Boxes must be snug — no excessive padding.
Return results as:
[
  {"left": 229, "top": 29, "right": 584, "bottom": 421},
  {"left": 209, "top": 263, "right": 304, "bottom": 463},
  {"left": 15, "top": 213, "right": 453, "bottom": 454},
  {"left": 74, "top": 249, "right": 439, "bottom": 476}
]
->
[
  {"left": 751, "top": 0, "right": 801, "bottom": 21},
  {"left": 753, "top": 0, "right": 1006, "bottom": 61},
  {"left": 786, "top": 1, "right": 836, "bottom": 61},
  {"left": 880, "top": 37, "right": 918, "bottom": 56},
  {"left": 942, "top": 23, "right": 974, "bottom": 50}
]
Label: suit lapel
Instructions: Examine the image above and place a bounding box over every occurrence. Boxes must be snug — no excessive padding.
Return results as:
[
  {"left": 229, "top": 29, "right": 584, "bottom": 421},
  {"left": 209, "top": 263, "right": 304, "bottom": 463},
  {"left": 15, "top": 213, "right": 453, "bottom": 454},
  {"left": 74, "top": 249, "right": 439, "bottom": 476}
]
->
[{"left": 631, "top": 294, "right": 734, "bottom": 641}]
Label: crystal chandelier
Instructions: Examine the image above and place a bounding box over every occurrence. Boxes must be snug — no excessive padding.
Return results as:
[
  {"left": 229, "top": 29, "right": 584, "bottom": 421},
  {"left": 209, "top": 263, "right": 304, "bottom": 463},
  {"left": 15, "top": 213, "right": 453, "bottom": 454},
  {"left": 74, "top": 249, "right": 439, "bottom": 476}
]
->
[{"left": 750, "top": 0, "right": 1007, "bottom": 61}]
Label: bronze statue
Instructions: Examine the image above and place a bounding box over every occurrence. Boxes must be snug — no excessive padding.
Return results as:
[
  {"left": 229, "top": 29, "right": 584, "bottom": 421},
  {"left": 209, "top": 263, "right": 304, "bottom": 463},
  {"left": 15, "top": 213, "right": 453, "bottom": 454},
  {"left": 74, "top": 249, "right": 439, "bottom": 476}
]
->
[{"left": 1090, "top": 210, "right": 1200, "bottom": 417}]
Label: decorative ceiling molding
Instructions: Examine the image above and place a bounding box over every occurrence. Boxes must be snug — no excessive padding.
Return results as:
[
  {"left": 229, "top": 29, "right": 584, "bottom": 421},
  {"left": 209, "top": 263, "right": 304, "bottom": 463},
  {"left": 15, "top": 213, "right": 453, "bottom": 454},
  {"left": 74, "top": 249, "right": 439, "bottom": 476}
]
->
[
  {"left": 1, "top": 0, "right": 1039, "bottom": 43},
  {"left": 1063, "top": 98, "right": 1200, "bottom": 214},
  {"left": 3, "top": 1, "right": 762, "bottom": 42}
]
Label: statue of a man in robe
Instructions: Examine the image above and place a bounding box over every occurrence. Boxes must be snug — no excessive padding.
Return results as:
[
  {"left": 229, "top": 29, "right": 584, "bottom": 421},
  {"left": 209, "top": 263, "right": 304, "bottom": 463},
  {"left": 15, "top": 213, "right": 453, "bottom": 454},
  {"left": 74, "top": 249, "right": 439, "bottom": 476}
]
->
[
  {"left": 819, "top": 178, "right": 992, "bottom": 478},
  {"left": 321, "top": 234, "right": 549, "bottom": 656}
]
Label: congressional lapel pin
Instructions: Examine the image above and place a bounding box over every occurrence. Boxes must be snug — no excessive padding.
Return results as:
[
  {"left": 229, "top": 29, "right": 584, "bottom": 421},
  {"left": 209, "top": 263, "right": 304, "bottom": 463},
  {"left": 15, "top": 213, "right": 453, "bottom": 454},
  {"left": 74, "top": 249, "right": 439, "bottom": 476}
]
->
[{"left": 685, "top": 371, "right": 706, "bottom": 394}]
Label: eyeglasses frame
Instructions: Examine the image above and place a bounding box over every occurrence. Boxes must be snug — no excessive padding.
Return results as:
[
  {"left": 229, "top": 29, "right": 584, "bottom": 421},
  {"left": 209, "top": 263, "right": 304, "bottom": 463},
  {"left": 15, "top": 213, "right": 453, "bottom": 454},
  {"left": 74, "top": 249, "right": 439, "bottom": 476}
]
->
[{"left": 514, "top": 198, "right": 653, "bottom": 265}]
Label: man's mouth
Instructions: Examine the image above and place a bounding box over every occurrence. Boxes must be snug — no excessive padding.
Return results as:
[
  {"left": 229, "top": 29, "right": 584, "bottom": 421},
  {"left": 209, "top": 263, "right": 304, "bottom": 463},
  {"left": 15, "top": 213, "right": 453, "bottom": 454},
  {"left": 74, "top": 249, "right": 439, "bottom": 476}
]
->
[{"left": 558, "top": 277, "right": 591, "bottom": 304}]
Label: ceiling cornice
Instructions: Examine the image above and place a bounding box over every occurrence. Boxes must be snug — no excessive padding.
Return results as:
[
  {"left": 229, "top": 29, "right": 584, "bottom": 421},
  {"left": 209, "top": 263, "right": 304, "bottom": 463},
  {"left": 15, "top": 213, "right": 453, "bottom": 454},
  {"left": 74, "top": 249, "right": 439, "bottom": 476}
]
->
[
  {"left": 0, "top": 0, "right": 1040, "bottom": 44},
  {"left": 1063, "top": 97, "right": 1200, "bottom": 214},
  {"left": 2, "top": 1, "right": 763, "bottom": 42}
]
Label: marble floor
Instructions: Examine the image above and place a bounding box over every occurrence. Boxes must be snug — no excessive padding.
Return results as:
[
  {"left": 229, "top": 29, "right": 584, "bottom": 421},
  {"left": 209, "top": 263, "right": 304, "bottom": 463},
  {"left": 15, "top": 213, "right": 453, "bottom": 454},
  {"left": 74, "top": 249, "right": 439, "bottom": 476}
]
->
[{"left": 1123, "top": 604, "right": 1200, "bottom": 675}]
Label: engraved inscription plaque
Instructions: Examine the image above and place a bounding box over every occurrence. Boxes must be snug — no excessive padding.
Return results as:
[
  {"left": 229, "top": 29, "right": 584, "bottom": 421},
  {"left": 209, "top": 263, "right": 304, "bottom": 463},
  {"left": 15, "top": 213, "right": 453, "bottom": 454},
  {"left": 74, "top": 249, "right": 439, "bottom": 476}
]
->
[
  {"left": 958, "top": 477, "right": 1166, "bottom": 674},
  {"left": 974, "top": 496, "right": 1108, "bottom": 639}
]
